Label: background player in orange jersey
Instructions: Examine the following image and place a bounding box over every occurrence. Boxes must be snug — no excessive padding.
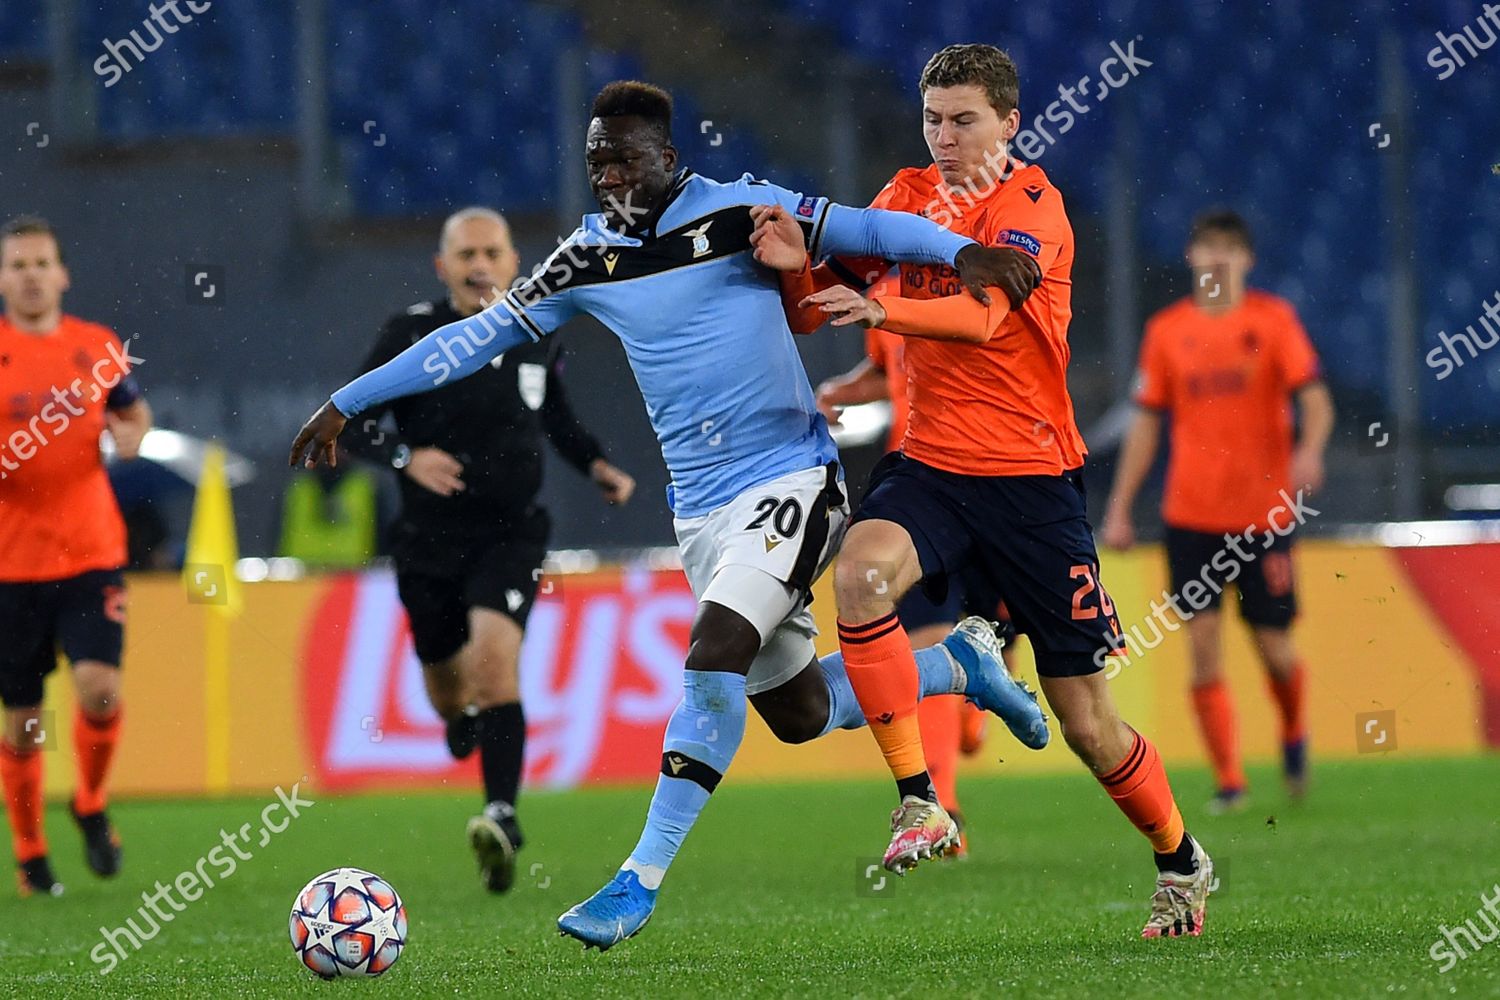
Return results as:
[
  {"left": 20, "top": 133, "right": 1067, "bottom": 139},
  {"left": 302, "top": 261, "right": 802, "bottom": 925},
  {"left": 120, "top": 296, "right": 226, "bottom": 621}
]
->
[
  {"left": 754, "top": 43, "right": 1213, "bottom": 938},
  {"left": 1102, "top": 210, "right": 1334, "bottom": 814},
  {"left": 0, "top": 216, "right": 150, "bottom": 896},
  {"left": 815, "top": 319, "right": 1017, "bottom": 858}
]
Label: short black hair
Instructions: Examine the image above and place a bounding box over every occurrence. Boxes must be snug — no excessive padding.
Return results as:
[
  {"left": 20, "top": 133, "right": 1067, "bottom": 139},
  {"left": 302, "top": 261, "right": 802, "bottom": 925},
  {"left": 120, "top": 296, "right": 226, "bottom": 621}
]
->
[
  {"left": 590, "top": 80, "right": 673, "bottom": 144},
  {"left": 1188, "top": 209, "right": 1254, "bottom": 252}
]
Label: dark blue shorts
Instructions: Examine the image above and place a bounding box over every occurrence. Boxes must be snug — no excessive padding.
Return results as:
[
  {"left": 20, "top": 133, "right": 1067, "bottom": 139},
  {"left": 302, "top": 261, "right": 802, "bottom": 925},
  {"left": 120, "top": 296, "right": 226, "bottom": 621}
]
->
[
  {"left": 856, "top": 453, "right": 1123, "bottom": 677},
  {"left": 895, "top": 568, "right": 1018, "bottom": 648},
  {"left": 0, "top": 569, "right": 125, "bottom": 708},
  {"left": 1165, "top": 524, "right": 1298, "bottom": 628}
]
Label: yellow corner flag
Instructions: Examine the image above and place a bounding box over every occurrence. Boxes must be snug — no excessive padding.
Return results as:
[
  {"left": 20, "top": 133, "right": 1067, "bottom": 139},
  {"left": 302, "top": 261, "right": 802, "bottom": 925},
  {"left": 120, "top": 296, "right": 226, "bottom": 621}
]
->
[
  {"left": 184, "top": 442, "right": 242, "bottom": 616},
  {"left": 184, "top": 442, "right": 240, "bottom": 793}
]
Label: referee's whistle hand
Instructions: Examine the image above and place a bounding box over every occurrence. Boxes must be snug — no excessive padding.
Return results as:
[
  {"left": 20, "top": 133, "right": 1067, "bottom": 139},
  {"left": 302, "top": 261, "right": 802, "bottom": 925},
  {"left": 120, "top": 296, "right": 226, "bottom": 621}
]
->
[{"left": 288, "top": 400, "right": 347, "bottom": 469}]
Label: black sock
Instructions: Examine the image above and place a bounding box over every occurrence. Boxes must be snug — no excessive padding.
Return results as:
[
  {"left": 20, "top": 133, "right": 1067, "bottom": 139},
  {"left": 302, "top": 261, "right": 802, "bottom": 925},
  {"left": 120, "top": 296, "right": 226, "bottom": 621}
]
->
[
  {"left": 476, "top": 702, "right": 525, "bottom": 810},
  {"left": 896, "top": 771, "right": 937, "bottom": 803},
  {"left": 1153, "top": 832, "right": 1197, "bottom": 875}
]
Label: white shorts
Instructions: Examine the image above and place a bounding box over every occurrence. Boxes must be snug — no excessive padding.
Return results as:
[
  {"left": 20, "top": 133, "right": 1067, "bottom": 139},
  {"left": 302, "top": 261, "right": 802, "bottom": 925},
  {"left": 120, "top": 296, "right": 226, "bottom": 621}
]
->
[{"left": 673, "top": 463, "right": 849, "bottom": 695}]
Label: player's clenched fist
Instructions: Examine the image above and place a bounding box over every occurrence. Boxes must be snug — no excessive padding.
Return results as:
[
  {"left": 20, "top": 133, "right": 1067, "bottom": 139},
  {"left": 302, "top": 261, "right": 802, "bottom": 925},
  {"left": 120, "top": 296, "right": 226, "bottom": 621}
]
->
[
  {"left": 748, "top": 205, "right": 807, "bottom": 272},
  {"left": 288, "top": 400, "right": 348, "bottom": 469}
]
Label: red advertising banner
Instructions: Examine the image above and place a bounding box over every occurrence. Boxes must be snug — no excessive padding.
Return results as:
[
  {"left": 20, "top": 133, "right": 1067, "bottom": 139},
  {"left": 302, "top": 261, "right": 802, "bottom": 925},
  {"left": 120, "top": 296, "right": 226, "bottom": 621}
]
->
[{"left": 299, "top": 567, "right": 696, "bottom": 791}]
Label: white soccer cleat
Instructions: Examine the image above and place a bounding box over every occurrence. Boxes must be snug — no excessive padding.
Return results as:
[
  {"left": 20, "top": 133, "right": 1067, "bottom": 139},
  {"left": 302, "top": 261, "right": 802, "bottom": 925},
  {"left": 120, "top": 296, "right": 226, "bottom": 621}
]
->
[
  {"left": 881, "top": 796, "right": 959, "bottom": 874},
  {"left": 1140, "top": 836, "right": 1214, "bottom": 938}
]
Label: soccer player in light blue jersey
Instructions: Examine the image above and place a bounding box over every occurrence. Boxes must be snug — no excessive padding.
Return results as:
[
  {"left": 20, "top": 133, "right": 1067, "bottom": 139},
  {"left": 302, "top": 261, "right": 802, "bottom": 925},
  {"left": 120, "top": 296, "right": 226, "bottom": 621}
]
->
[{"left": 288, "top": 81, "right": 1047, "bottom": 950}]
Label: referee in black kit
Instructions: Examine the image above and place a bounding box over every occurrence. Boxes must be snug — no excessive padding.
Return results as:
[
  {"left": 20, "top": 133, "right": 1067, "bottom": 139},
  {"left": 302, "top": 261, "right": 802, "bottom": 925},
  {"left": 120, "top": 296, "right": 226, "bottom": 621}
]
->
[{"left": 346, "top": 207, "right": 634, "bottom": 892}]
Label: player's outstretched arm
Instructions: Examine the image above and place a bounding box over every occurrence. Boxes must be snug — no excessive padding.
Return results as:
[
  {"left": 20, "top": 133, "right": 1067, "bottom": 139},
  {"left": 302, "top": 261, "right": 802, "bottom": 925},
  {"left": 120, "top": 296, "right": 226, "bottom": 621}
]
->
[{"left": 288, "top": 303, "right": 533, "bottom": 468}]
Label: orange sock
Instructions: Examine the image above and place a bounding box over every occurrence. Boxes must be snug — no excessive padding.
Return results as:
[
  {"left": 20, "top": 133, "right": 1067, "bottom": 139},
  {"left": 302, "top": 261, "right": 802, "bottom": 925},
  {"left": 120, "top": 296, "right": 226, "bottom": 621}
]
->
[
  {"left": 1190, "top": 680, "right": 1245, "bottom": 792},
  {"left": 0, "top": 742, "right": 47, "bottom": 862},
  {"left": 918, "top": 695, "right": 962, "bottom": 813},
  {"left": 838, "top": 614, "right": 927, "bottom": 787},
  {"left": 1266, "top": 663, "right": 1306, "bottom": 744},
  {"left": 1098, "top": 729, "right": 1185, "bottom": 854},
  {"left": 959, "top": 700, "right": 987, "bottom": 756},
  {"left": 73, "top": 708, "right": 122, "bottom": 816}
]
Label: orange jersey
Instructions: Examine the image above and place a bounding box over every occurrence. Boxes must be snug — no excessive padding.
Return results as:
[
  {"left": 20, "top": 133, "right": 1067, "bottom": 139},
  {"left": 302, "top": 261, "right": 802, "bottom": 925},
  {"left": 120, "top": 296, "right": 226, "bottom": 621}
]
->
[
  {"left": 845, "top": 161, "right": 1086, "bottom": 476},
  {"left": 0, "top": 315, "right": 132, "bottom": 581},
  {"left": 1134, "top": 291, "right": 1321, "bottom": 534}
]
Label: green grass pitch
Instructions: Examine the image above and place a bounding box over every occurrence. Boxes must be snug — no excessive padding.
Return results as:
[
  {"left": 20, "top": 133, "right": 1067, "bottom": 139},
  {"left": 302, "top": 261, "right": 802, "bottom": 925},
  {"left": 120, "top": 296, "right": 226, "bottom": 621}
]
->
[{"left": 2, "top": 755, "right": 1497, "bottom": 998}]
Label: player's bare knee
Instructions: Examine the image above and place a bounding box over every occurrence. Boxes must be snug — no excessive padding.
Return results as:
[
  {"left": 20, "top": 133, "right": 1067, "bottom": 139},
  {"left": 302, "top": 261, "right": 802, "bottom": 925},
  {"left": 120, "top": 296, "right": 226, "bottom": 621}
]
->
[
  {"left": 686, "top": 606, "right": 761, "bottom": 675},
  {"left": 1190, "top": 662, "right": 1225, "bottom": 688},
  {"left": 423, "top": 662, "right": 468, "bottom": 718},
  {"left": 832, "top": 558, "right": 897, "bottom": 622},
  {"left": 73, "top": 663, "right": 120, "bottom": 718},
  {"left": 467, "top": 659, "right": 520, "bottom": 707},
  {"left": 5, "top": 709, "right": 43, "bottom": 749},
  {"left": 1058, "top": 714, "right": 1124, "bottom": 771},
  {"left": 1060, "top": 716, "right": 1102, "bottom": 761},
  {"left": 685, "top": 629, "right": 758, "bottom": 675},
  {"left": 760, "top": 702, "right": 824, "bottom": 745},
  {"left": 464, "top": 632, "right": 520, "bottom": 704},
  {"left": 1252, "top": 628, "right": 1298, "bottom": 678}
]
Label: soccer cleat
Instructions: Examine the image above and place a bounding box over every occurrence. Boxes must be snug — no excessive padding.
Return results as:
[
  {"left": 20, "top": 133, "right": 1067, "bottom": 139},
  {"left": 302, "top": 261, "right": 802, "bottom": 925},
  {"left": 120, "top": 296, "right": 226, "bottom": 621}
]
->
[
  {"left": 1141, "top": 836, "right": 1214, "bottom": 938},
  {"left": 557, "top": 869, "right": 658, "bottom": 951},
  {"left": 943, "top": 617, "right": 1049, "bottom": 750},
  {"left": 1204, "top": 788, "right": 1248, "bottom": 816},
  {"left": 17, "top": 857, "right": 64, "bottom": 898},
  {"left": 466, "top": 801, "right": 522, "bottom": 893},
  {"left": 70, "top": 801, "right": 122, "bottom": 877},
  {"left": 1282, "top": 737, "right": 1308, "bottom": 800},
  {"left": 445, "top": 707, "right": 480, "bottom": 760},
  {"left": 883, "top": 795, "right": 958, "bottom": 873}
]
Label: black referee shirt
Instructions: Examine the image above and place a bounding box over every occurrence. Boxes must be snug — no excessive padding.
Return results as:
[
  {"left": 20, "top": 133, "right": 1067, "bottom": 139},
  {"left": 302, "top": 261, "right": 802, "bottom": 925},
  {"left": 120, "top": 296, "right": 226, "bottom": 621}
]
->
[{"left": 345, "top": 298, "right": 605, "bottom": 541}]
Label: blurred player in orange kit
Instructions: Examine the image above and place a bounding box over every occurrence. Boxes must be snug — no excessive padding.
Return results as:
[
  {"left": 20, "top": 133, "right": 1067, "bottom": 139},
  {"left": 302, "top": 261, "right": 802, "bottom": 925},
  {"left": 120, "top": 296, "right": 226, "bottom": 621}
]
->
[
  {"left": 815, "top": 316, "right": 1016, "bottom": 858},
  {"left": 0, "top": 216, "right": 150, "bottom": 896},
  {"left": 1102, "top": 210, "right": 1334, "bottom": 814},
  {"left": 755, "top": 43, "right": 1214, "bottom": 937}
]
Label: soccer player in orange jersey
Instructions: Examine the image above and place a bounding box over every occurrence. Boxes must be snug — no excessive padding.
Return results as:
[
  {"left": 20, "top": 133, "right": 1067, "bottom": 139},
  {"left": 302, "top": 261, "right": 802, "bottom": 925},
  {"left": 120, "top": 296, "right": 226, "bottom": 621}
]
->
[
  {"left": 1101, "top": 210, "right": 1334, "bottom": 814},
  {"left": 0, "top": 216, "right": 149, "bottom": 896},
  {"left": 816, "top": 323, "right": 1015, "bottom": 857},
  {"left": 753, "top": 44, "right": 1213, "bottom": 937}
]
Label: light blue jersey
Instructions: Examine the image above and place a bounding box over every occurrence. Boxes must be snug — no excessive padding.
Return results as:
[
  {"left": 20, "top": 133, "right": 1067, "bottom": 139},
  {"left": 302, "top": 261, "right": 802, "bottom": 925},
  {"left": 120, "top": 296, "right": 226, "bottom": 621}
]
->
[{"left": 331, "top": 171, "right": 975, "bottom": 517}]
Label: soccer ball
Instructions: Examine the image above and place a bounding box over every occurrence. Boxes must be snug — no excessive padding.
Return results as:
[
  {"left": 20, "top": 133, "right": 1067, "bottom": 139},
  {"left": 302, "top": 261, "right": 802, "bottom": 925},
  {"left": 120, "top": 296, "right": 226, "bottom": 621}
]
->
[{"left": 289, "top": 867, "right": 407, "bottom": 978}]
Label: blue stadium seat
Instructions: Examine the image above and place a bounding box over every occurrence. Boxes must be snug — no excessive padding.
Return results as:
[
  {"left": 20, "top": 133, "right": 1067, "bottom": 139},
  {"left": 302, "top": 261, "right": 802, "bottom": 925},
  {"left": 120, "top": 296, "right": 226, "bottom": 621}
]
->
[{"left": 0, "top": 0, "right": 45, "bottom": 61}]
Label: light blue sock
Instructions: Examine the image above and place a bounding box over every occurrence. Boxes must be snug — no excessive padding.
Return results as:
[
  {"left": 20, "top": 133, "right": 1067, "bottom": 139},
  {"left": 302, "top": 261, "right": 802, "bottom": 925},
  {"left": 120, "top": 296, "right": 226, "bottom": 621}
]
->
[
  {"left": 622, "top": 670, "right": 746, "bottom": 889},
  {"left": 815, "top": 644, "right": 963, "bottom": 737}
]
